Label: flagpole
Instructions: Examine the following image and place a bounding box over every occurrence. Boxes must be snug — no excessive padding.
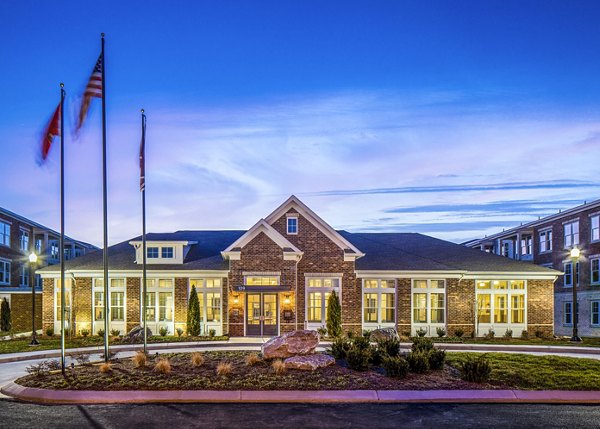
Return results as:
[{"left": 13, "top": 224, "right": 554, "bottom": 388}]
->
[
  {"left": 59, "top": 83, "right": 66, "bottom": 376},
  {"left": 101, "top": 33, "right": 110, "bottom": 362},
  {"left": 141, "top": 109, "right": 148, "bottom": 355}
]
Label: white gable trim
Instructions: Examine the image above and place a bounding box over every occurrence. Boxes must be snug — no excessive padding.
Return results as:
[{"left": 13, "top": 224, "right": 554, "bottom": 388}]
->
[
  {"left": 222, "top": 219, "right": 302, "bottom": 254},
  {"left": 264, "top": 195, "right": 364, "bottom": 258}
]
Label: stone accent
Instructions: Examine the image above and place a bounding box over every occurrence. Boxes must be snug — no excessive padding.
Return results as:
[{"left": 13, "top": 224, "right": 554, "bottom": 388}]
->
[
  {"left": 284, "top": 354, "right": 335, "bottom": 371},
  {"left": 126, "top": 277, "right": 141, "bottom": 333},
  {"left": 370, "top": 327, "right": 399, "bottom": 342},
  {"left": 261, "top": 329, "right": 319, "bottom": 359}
]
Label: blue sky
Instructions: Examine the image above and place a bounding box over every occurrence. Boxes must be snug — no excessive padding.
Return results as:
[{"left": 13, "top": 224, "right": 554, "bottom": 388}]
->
[{"left": 2, "top": 1, "right": 600, "bottom": 246}]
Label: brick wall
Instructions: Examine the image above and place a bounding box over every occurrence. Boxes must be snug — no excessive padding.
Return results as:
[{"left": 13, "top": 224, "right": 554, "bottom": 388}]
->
[
  {"left": 527, "top": 279, "right": 554, "bottom": 336},
  {"left": 396, "top": 279, "right": 411, "bottom": 336},
  {"left": 174, "top": 277, "right": 188, "bottom": 334},
  {"left": 447, "top": 279, "right": 476, "bottom": 336},
  {"left": 10, "top": 293, "right": 42, "bottom": 332},
  {"left": 42, "top": 278, "right": 54, "bottom": 333},
  {"left": 72, "top": 277, "right": 92, "bottom": 335},
  {"left": 126, "top": 277, "right": 141, "bottom": 333}
]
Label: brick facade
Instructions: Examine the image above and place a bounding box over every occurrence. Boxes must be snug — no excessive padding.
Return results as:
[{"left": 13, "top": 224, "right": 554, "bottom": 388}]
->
[
  {"left": 446, "top": 279, "right": 476, "bottom": 336},
  {"left": 9, "top": 293, "right": 42, "bottom": 332}
]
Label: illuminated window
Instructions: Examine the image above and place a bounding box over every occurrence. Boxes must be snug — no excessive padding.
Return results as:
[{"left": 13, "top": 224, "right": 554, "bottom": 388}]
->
[
  {"left": 190, "top": 278, "right": 222, "bottom": 323},
  {"left": 111, "top": 292, "right": 125, "bottom": 321},
  {"left": 476, "top": 279, "right": 526, "bottom": 326},
  {"left": 245, "top": 276, "right": 278, "bottom": 286},
  {"left": 362, "top": 279, "right": 396, "bottom": 324},
  {"left": 411, "top": 279, "right": 445, "bottom": 324},
  {"left": 306, "top": 277, "right": 339, "bottom": 325}
]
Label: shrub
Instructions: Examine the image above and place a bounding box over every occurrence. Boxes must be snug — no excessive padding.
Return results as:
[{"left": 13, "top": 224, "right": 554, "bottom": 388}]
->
[
  {"left": 326, "top": 290, "right": 342, "bottom": 338},
  {"left": 216, "top": 361, "right": 232, "bottom": 377},
  {"left": 317, "top": 326, "right": 327, "bottom": 337},
  {"left": 460, "top": 355, "right": 492, "bottom": 383},
  {"left": 132, "top": 351, "right": 148, "bottom": 368},
  {"left": 376, "top": 337, "right": 401, "bottom": 358},
  {"left": 454, "top": 328, "right": 464, "bottom": 338},
  {"left": 0, "top": 298, "right": 11, "bottom": 332},
  {"left": 407, "top": 350, "right": 430, "bottom": 373},
  {"left": 272, "top": 359, "right": 286, "bottom": 375},
  {"left": 352, "top": 335, "right": 371, "bottom": 352},
  {"left": 100, "top": 350, "right": 118, "bottom": 361},
  {"left": 346, "top": 330, "right": 355, "bottom": 339},
  {"left": 535, "top": 329, "right": 546, "bottom": 339},
  {"left": 154, "top": 358, "right": 171, "bottom": 374},
  {"left": 191, "top": 352, "right": 205, "bottom": 367},
  {"left": 176, "top": 328, "right": 184, "bottom": 338},
  {"left": 209, "top": 329, "right": 216, "bottom": 338},
  {"left": 504, "top": 329, "right": 513, "bottom": 339},
  {"left": 80, "top": 329, "right": 90, "bottom": 338},
  {"left": 99, "top": 362, "right": 112, "bottom": 374},
  {"left": 436, "top": 327, "right": 446, "bottom": 338},
  {"left": 46, "top": 359, "right": 61, "bottom": 371},
  {"left": 159, "top": 327, "right": 169, "bottom": 337},
  {"left": 411, "top": 337, "right": 434, "bottom": 353},
  {"left": 381, "top": 356, "right": 409, "bottom": 378},
  {"left": 45, "top": 327, "right": 54, "bottom": 337},
  {"left": 71, "top": 352, "right": 91, "bottom": 366},
  {"left": 187, "top": 286, "right": 201, "bottom": 336},
  {"left": 97, "top": 329, "right": 105, "bottom": 337},
  {"left": 428, "top": 348, "right": 446, "bottom": 370},
  {"left": 26, "top": 361, "right": 49, "bottom": 377},
  {"left": 415, "top": 328, "right": 427, "bottom": 337},
  {"left": 330, "top": 336, "right": 351, "bottom": 360},
  {"left": 110, "top": 329, "right": 121, "bottom": 337},
  {"left": 346, "top": 347, "right": 370, "bottom": 371},
  {"left": 245, "top": 353, "right": 260, "bottom": 366},
  {"left": 521, "top": 330, "right": 530, "bottom": 340},
  {"left": 485, "top": 328, "right": 495, "bottom": 339}
]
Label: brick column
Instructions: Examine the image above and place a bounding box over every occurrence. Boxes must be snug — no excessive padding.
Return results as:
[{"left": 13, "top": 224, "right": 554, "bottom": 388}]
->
[
  {"left": 126, "top": 277, "right": 141, "bottom": 333},
  {"left": 42, "top": 278, "right": 54, "bottom": 334},
  {"left": 527, "top": 279, "right": 554, "bottom": 337},
  {"left": 72, "top": 277, "right": 92, "bottom": 335},
  {"left": 174, "top": 278, "right": 188, "bottom": 334},
  {"left": 396, "top": 278, "right": 411, "bottom": 336},
  {"left": 447, "top": 278, "right": 475, "bottom": 336}
]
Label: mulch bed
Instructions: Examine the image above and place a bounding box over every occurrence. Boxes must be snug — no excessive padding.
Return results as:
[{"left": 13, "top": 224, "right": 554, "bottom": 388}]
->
[{"left": 16, "top": 351, "right": 500, "bottom": 391}]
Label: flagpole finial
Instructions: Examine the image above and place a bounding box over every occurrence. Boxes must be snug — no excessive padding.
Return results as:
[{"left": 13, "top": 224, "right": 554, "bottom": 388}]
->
[
  {"left": 141, "top": 108, "right": 145, "bottom": 114},
  {"left": 60, "top": 83, "right": 64, "bottom": 88},
  {"left": 101, "top": 32, "right": 105, "bottom": 38}
]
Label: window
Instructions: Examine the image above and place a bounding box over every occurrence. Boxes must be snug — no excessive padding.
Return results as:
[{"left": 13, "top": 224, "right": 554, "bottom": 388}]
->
[
  {"left": 501, "top": 242, "right": 511, "bottom": 257},
  {"left": 19, "top": 265, "right": 28, "bottom": 287},
  {"left": 54, "top": 279, "right": 71, "bottom": 322},
  {"left": 306, "top": 277, "right": 340, "bottom": 325},
  {"left": 592, "top": 259, "right": 600, "bottom": 285},
  {"left": 147, "top": 247, "right": 158, "bottom": 258},
  {"left": 411, "top": 280, "right": 446, "bottom": 325},
  {"left": 564, "top": 221, "right": 580, "bottom": 248},
  {"left": 94, "top": 291, "right": 104, "bottom": 321},
  {"left": 161, "top": 247, "right": 174, "bottom": 258},
  {"left": 591, "top": 301, "right": 600, "bottom": 326},
  {"left": 144, "top": 278, "right": 173, "bottom": 323},
  {"left": 0, "top": 260, "right": 10, "bottom": 285},
  {"left": 476, "top": 280, "right": 526, "bottom": 326},
  {"left": 362, "top": 279, "right": 395, "bottom": 325},
  {"left": 19, "top": 230, "right": 29, "bottom": 252},
  {"left": 592, "top": 216, "right": 600, "bottom": 242},
  {"left": 190, "top": 278, "right": 222, "bottom": 323},
  {"left": 287, "top": 217, "right": 298, "bottom": 235},
  {"left": 539, "top": 230, "right": 552, "bottom": 253},
  {"left": 0, "top": 222, "right": 10, "bottom": 247},
  {"left": 64, "top": 248, "right": 71, "bottom": 261},
  {"left": 35, "top": 274, "right": 42, "bottom": 289},
  {"left": 35, "top": 238, "right": 43, "bottom": 254},
  {"left": 564, "top": 262, "right": 579, "bottom": 287},
  {"left": 564, "top": 302, "right": 572, "bottom": 325},
  {"left": 111, "top": 292, "right": 125, "bottom": 321},
  {"left": 245, "top": 276, "right": 278, "bottom": 286},
  {"left": 145, "top": 292, "right": 156, "bottom": 321},
  {"left": 520, "top": 235, "right": 532, "bottom": 255},
  {"left": 49, "top": 240, "right": 59, "bottom": 260},
  {"left": 74, "top": 248, "right": 83, "bottom": 258},
  {"left": 159, "top": 292, "right": 173, "bottom": 321}
]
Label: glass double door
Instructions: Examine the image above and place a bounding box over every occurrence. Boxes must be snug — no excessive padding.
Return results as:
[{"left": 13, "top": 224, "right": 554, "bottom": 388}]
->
[{"left": 246, "top": 293, "right": 278, "bottom": 336}]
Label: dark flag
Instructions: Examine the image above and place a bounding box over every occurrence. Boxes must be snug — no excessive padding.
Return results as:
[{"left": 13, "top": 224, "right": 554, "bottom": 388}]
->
[
  {"left": 76, "top": 54, "right": 103, "bottom": 132},
  {"left": 140, "top": 111, "right": 146, "bottom": 191},
  {"left": 40, "top": 102, "right": 61, "bottom": 162}
]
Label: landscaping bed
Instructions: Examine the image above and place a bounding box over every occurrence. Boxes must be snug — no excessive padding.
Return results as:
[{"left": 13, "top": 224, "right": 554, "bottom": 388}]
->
[{"left": 16, "top": 350, "right": 488, "bottom": 391}]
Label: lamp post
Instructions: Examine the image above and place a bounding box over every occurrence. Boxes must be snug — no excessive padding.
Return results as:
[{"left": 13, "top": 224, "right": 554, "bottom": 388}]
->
[
  {"left": 29, "top": 252, "right": 39, "bottom": 346},
  {"left": 570, "top": 247, "right": 582, "bottom": 343}
]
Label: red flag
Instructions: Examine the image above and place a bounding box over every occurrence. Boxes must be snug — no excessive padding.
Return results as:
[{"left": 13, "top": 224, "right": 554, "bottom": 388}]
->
[
  {"left": 40, "top": 102, "right": 61, "bottom": 162},
  {"left": 76, "top": 54, "right": 102, "bottom": 132}
]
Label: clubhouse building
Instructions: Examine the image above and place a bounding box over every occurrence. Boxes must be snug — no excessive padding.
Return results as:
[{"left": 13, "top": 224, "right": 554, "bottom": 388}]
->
[{"left": 38, "top": 196, "right": 559, "bottom": 338}]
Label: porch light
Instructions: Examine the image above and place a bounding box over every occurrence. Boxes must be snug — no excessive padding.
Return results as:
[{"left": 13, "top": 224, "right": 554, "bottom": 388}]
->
[
  {"left": 233, "top": 295, "right": 239, "bottom": 305},
  {"left": 29, "top": 252, "right": 38, "bottom": 263},
  {"left": 284, "top": 295, "right": 291, "bottom": 305},
  {"left": 570, "top": 247, "right": 580, "bottom": 259},
  {"left": 570, "top": 247, "right": 582, "bottom": 343}
]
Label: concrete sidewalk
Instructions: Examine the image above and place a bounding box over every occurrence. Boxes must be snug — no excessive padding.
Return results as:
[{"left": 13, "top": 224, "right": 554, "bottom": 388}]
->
[{"left": 4, "top": 382, "right": 600, "bottom": 404}]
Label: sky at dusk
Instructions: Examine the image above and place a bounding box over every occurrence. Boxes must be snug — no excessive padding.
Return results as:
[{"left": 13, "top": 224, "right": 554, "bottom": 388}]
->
[{"left": 2, "top": 1, "right": 600, "bottom": 246}]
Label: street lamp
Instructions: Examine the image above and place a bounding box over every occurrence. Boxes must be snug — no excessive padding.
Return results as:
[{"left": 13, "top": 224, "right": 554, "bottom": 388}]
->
[
  {"left": 570, "top": 247, "right": 582, "bottom": 343},
  {"left": 28, "top": 252, "right": 39, "bottom": 346}
]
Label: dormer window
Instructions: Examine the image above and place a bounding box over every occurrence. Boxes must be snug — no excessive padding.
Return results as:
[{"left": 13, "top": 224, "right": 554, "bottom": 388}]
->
[
  {"left": 147, "top": 247, "right": 159, "bottom": 258},
  {"left": 161, "top": 247, "right": 174, "bottom": 258},
  {"left": 287, "top": 216, "right": 298, "bottom": 235}
]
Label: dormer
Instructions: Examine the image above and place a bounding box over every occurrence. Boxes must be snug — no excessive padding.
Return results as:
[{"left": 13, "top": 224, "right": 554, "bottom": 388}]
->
[{"left": 128, "top": 240, "right": 196, "bottom": 265}]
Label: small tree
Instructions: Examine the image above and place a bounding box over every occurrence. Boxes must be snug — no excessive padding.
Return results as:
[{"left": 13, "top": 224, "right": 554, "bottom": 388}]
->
[
  {"left": 0, "top": 298, "right": 11, "bottom": 332},
  {"left": 326, "top": 290, "right": 342, "bottom": 338},
  {"left": 187, "top": 286, "right": 201, "bottom": 336}
]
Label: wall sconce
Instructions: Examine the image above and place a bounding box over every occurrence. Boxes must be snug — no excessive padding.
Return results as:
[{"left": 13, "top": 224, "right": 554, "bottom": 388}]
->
[
  {"left": 233, "top": 294, "right": 240, "bottom": 305},
  {"left": 283, "top": 295, "right": 291, "bottom": 306}
]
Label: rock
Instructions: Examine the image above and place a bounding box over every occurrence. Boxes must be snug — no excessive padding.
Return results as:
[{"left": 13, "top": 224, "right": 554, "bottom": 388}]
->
[
  {"left": 261, "top": 330, "right": 320, "bottom": 359},
  {"left": 370, "top": 327, "right": 399, "bottom": 342},
  {"left": 284, "top": 354, "right": 335, "bottom": 371},
  {"left": 126, "top": 325, "right": 153, "bottom": 343}
]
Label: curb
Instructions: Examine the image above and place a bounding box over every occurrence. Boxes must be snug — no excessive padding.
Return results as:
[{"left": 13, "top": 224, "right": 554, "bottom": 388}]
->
[{"left": 3, "top": 382, "right": 600, "bottom": 404}]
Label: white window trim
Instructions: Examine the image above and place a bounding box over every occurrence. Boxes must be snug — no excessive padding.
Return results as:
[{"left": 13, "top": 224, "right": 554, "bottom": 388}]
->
[
  {"left": 591, "top": 301, "right": 600, "bottom": 327},
  {"left": 0, "top": 221, "right": 10, "bottom": 248},
  {"left": 286, "top": 215, "right": 298, "bottom": 235},
  {"left": 474, "top": 280, "right": 528, "bottom": 330},
  {"left": 189, "top": 278, "right": 223, "bottom": 329},
  {"left": 141, "top": 277, "right": 175, "bottom": 326},
  {"left": 0, "top": 258, "right": 10, "bottom": 285},
  {"left": 305, "top": 276, "right": 341, "bottom": 327},
  {"left": 563, "top": 220, "right": 580, "bottom": 249},
  {"left": 564, "top": 301, "right": 573, "bottom": 326},
  {"left": 411, "top": 279, "right": 447, "bottom": 335},
  {"left": 362, "top": 279, "right": 396, "bottom": 328},
  {"left": 591, "top": 215, "right": 600, "bottom": 243},
  {"left": 591, "top": 258, "right": 600, "bottom": 285},
  {"left": 564, "top": 262, "right": 579, "bottom": 288},
  {"left": 538, "top": 230, "right": 553, "bottom": 254}
]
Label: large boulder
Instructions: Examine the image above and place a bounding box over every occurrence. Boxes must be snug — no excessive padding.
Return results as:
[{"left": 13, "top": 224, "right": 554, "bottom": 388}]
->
[
  {"left": 126, "top": 325, "right": 153, "bottom": 343},
  {"left": 370, "top": 327, "right": 399, "bottom": 343},
  {"left": 261, "top": 330, "right": 320, "bottom": 359},
  {"left": 284, "top": 354, "right": 335, "bottom": 371}
]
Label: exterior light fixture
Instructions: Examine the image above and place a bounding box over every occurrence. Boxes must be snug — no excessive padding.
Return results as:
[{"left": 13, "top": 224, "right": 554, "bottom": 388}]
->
[
  {"left": 570, "top": 247, "right": 582, "bottom": 343},
  {"left": 29, "top": 252, "right": 39, "bottom": 346},
  {"left": 233, "top": 295, "right": 239, "bottom": 305},
  {"left": 284, "top": 295, "right": 291, "bottom": 305}
]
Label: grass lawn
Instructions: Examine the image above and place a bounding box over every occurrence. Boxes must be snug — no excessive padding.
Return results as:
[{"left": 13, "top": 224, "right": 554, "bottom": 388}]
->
[
  {"left": 446, "top": 352, "right": 600, "bottom": 390},
  {"left": 431, "top": 336, "right": 600, "bottom": 347},
  {"left": 0, "top": 335, "right": 228, "bottom": 355},
  {"left": 16, "top": 350, "right": 600, "bottom": 391}
]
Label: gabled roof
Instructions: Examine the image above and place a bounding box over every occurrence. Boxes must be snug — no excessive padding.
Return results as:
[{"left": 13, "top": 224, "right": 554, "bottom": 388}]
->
[
  {"left": 222, "top": 219, "right": 302, "bottom": 254},
  {"left": 264, "top": 195, "right": 364, "bottom": 257}
]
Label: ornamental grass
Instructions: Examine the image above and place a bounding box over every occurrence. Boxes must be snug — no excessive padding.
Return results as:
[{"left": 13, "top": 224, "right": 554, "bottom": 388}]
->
[
  {"left": 154, "top": 358, "right": 171, "bottom": 374},
  {"left": 191, "top": 352, "right": 205, "bottom": 367},
  {"left": 245, "top": 353, "right": 260, "bottom": 366},
  {"left": 216, "top": 361, "right": 232, "bottom": 377},
  {"left": 132, "top": 351, "right": 148, "bottom": 368},
  {"left": 272, "top": 359, "right": 286, "bottom": 375},
  {"left": 99, "top": 362, "right": 112, "bottom": 374}
]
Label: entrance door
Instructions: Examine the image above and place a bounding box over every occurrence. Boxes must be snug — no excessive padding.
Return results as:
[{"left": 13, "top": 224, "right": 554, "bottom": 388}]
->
[{"left": 246, "top": 293, "right": 278, "bottom": 336}]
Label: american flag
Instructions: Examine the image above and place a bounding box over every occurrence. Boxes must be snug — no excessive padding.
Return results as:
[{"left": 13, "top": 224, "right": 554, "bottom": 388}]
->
[
  {"left": 76, "top": 54, "right": 102, "bottom": 132},
  {"left": 140, "top": 113, "right": 146, "bottom": 192},
  {"left": 40, "top": 102, "right": 61, "bottom": 163}
]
